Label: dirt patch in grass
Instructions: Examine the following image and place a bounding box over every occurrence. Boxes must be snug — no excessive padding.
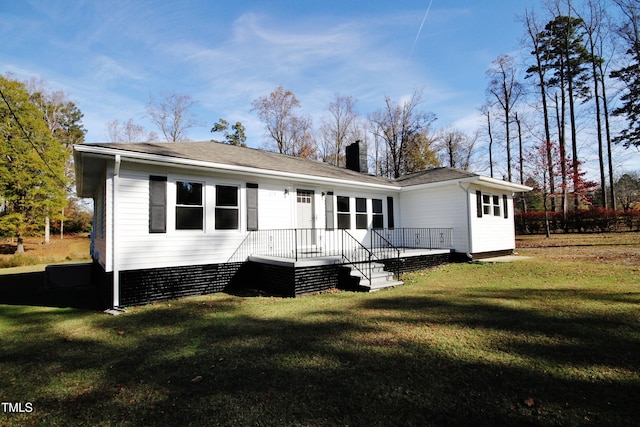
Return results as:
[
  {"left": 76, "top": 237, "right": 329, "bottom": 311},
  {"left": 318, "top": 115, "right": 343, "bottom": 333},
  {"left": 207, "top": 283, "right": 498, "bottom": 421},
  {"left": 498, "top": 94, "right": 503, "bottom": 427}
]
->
[{"left": 516, "top": 232, "right": 640, "bottom": 266}]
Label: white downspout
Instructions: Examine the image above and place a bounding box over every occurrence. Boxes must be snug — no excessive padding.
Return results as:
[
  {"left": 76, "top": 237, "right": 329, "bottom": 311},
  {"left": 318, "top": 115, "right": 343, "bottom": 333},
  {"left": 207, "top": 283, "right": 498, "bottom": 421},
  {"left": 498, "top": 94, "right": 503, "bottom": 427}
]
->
[
  {"left": 458, "top": 182, "right": 473, "bottom": 261},
  {"left": 112, "top": 155, "right": 121, "bottom": 308}
]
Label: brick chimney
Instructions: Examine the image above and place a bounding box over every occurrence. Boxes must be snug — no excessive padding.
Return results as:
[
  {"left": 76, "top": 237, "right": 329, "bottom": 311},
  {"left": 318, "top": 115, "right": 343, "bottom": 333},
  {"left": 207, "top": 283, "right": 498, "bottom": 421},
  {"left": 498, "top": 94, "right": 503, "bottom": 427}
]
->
[{"left": 345, "top": 140, "right": 368, "bottom": 174}]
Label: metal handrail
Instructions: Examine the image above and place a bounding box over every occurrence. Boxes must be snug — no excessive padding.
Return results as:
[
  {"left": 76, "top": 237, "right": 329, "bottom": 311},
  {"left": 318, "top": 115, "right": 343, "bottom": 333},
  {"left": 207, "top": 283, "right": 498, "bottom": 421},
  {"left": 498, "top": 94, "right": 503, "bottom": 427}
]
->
[
  {"left": 372, "top": 228, "right": 401, "bottom": 279},
  {"left": 227, "top": 227, "right": 453, "bottom": 264},
  {"left": 342, "top": 230, "right": 375, "bottom": 287},
  {"left": 226, "top": 231, "right": 255, "bottom": 263}
]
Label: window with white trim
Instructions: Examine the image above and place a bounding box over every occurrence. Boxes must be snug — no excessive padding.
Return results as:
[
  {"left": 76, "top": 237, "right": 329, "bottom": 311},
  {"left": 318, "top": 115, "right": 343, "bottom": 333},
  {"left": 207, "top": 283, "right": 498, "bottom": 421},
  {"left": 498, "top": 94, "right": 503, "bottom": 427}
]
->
[
  {"left": 215, "top": 185, "right": 239, "bottom": 230},
  {"left": 372, "top": 199, "right": 384, "bottom": 229},
  {"left": 492, "top": 195, "right": 501, "bottom": 216},
  {"left": 176, "top": 181, "right": 203, "bottom": 230},
  {"left": 337, "top": 196, "right": 350, "bottom": 229},
  {"left": 355, "top": 197, "right": 367, "bottom": 229},
  {"left": 482, "top": 193, "right": 502, "bottom": 217}
]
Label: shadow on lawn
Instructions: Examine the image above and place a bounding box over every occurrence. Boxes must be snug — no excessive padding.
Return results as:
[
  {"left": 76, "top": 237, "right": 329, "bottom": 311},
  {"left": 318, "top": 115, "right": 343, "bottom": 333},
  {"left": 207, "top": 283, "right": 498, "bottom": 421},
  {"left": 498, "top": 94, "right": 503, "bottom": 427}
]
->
[
  {"left": 2, "top": 289, "right": 639, "bottom": 426},
  {"left": 0, "top": 270, "right": 104, "bottom": 310}
]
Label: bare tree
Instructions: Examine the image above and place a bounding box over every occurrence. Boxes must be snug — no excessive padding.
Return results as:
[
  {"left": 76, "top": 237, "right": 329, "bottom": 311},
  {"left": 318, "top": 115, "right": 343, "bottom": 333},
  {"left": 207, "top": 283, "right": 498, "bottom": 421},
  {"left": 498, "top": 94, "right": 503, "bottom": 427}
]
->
[
  {"left": 479, "top": 103, "right": 495, "bottom": 178},
  {"left": 251, "top": 85, "right": 315, "bottom": 157},
  {"left": 435, "top": 127, "right": 478, "bottom": 171},
  {"left": 318, "top": 94, "right": 359, "bottom": 166},
  {"left": 368, "top": 88, "right": 436, "bottom": 178},
  {"left": 106, "top": 118, "right": 147, "bottom": 143},
  {"left": 146, "top": 92, "right": 198, "bottom": 142},
  {"left": 486, "top": 54, "right": 523, "bottom": 182}
]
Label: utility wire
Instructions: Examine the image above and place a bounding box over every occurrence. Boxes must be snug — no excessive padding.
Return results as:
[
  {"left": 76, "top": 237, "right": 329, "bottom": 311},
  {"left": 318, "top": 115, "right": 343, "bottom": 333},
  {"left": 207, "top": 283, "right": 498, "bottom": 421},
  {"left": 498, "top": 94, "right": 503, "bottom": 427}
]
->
[{"left": 0, "top": 87, "right": 70, "bottom": 190}]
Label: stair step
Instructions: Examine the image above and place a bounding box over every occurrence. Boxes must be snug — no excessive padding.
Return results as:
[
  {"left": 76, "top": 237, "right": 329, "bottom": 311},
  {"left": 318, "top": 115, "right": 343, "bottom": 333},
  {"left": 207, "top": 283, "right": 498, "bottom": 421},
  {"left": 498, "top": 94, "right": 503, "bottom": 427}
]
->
[
  {"left": 368, "top": 279, "right": 404, "bottom": 291},
  {"left": 346, "top": 263, "right": 386, "bottom": 276},
  {"left": 342, "top": 261, "right": 403, "bottom": 291}
]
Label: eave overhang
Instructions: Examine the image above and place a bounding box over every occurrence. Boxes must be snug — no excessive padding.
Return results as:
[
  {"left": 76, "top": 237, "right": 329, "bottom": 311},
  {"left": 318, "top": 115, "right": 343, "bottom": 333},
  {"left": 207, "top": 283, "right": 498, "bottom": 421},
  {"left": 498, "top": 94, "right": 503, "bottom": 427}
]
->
[{"left": 73, "top": 144, "right": 400, "bottom": 196}]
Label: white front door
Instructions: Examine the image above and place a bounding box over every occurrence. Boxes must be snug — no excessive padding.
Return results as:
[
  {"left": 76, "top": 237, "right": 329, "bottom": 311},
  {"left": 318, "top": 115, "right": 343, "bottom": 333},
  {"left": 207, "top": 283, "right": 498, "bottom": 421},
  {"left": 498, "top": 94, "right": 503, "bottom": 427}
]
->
[{"left": 296, "top": 190, "right": 316, "bottom": 247}]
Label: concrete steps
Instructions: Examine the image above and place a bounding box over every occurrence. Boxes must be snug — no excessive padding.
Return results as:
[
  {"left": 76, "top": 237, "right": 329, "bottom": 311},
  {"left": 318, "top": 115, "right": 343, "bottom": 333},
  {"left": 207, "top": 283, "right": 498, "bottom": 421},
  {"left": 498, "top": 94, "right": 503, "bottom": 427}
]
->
[{"left": 345, "top": 262, "right": 403, "bottom": 292}]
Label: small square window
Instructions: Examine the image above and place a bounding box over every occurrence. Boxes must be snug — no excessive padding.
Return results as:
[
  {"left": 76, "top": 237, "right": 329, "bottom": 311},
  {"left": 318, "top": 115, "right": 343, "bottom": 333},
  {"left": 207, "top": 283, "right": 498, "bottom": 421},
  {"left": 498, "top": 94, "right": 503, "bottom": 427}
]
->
[
  {"left": 492, "top": 195, "right": 501, "bottom": 216},
  {"left": 482, "top": 194, "right": 491, "bottom": 215}
]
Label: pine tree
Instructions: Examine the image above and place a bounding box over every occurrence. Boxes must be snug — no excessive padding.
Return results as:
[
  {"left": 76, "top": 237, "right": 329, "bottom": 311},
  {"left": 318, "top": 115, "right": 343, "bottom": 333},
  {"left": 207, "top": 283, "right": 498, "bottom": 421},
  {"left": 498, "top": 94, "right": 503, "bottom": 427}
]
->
[{"left": 611, "top": 0, "right": 640, "bottom": 148}]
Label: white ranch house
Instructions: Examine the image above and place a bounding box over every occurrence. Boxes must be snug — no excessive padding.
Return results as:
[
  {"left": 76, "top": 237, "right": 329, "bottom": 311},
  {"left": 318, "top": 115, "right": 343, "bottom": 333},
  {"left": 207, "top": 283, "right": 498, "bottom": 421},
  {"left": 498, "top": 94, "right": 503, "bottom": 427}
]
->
[{"left": 73, "top": 141, "right": 530, "bottom": 308}]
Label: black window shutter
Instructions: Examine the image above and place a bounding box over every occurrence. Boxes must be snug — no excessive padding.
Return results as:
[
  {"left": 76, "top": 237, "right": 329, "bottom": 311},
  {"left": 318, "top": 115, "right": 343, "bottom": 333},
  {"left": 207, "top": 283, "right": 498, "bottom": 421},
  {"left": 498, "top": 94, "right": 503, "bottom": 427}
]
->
[
  {"left": 325, "top": 191, "right": 334, "bottom": 230},
  {"left": 387, "top": 197, "right": 395, "bottom": 229},
  {"left": 246, "top": 183, "right": 258, "bottom": 231},
  {"left": 476, "top": 190, "right": 483, "bottom": 218},
  {"left": 149, "top": 176, "right": 167, "bottom": 233},
  {"left": 503, "top": 194, "right": 509, "bottom": 219}
]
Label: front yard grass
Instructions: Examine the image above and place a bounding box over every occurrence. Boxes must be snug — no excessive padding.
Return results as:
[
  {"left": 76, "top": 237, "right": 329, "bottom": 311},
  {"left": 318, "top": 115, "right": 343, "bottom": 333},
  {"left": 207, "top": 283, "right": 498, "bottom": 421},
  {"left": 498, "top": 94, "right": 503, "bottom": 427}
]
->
[{"left": 1, "top": 233, "right": 639, "bottom": 426}]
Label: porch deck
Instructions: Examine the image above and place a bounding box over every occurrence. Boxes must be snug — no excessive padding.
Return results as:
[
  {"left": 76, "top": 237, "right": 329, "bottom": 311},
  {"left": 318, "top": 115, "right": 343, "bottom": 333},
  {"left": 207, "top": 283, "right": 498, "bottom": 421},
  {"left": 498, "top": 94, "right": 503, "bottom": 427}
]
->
[
  {"left": 228, "top": 228, "right": 454, "bottom": 295},
  {"left": 248, "top": 247, "right": 452, "bottom": 268}
]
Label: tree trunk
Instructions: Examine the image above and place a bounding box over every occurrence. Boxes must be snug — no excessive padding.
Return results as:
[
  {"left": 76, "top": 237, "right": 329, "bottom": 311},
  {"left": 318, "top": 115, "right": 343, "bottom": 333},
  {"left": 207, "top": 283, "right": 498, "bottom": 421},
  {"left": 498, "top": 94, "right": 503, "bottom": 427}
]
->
[
  {"left": 486, "top": 110, "right": 494, "bottom": 178},
  {"left": 555, "top": 93, "right": 569, "bottom": 230},
  {"left": 589, "top": 43, "right": 607, "bottom": 208},
  {"left": 45, "top": 216, "right": 50, "bottom": 244},
  {"left": 515, "top": 113, "right": 526, "bottom": 213},
  {"left": 599, "top": 62, "right": 616, "bottom": 209},
  {"left": 16, "top": 234, "right": 24, "bottom": 254}
]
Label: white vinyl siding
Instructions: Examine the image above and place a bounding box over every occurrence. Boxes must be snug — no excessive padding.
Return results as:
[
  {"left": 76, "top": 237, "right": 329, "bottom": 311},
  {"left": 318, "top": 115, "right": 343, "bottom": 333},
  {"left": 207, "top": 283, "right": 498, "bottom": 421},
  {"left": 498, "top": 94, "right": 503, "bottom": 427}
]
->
[
  {"left": 470, "top": 188, "right": 515, "bottom": 254},
  {"left": 108, "top": 166, "right": 248, "bottom": 270},
  {"left": 399, "top": 184, "right": 469, "bottom": 253}
]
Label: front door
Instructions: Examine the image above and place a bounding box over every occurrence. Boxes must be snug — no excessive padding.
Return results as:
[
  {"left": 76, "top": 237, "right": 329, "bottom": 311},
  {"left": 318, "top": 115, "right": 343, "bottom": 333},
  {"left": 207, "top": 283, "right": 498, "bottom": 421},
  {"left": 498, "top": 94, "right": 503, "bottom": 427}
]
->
[{"left": 296, "top": 190, "right": 316, "bottom": 247}]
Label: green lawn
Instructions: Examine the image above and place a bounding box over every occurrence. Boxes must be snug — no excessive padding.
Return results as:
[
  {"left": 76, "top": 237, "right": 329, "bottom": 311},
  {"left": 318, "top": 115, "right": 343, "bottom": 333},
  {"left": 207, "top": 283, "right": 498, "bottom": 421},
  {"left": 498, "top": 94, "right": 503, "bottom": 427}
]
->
[{"left": 1, "top": 235, "right": 639, "bottom": 426}]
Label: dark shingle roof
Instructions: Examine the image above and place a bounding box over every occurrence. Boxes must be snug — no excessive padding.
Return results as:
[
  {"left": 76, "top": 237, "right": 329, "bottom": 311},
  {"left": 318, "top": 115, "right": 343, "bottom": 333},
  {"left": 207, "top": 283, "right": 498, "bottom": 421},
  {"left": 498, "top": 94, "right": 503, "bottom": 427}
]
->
[
  {"left": 78, "top": 142, "right": 527, "bottom": 194},
  {"left": 393, "top": 167, "right": 479, "bottom": 186},
  {"left": 93, "top": 142, "right": 396, "bottom": 186}
]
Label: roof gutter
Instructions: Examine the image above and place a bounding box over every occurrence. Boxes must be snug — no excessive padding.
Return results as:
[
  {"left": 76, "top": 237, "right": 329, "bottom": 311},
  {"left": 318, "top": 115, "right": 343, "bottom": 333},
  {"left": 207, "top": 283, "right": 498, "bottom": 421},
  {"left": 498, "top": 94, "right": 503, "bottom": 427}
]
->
[
  {"left": 400, "top": 175, "right": 532, "bottom": 193},
  {"left": 476, "top": 175, "right": 532, "bottom": 192}
]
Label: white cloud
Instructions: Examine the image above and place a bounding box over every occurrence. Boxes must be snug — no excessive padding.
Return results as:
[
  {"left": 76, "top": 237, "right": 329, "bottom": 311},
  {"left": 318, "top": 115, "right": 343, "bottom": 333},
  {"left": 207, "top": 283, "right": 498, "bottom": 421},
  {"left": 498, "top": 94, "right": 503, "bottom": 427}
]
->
[{"left": 89, "top": 55, "right": 145, "bottom": 84}]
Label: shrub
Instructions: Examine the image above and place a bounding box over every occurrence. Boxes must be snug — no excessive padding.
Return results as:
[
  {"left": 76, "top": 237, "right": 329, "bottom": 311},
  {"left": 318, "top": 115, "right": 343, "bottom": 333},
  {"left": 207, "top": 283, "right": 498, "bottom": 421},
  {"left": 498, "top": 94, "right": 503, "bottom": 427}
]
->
[{"left": 515, "top": 207, "right": 640, "bottom": 234}]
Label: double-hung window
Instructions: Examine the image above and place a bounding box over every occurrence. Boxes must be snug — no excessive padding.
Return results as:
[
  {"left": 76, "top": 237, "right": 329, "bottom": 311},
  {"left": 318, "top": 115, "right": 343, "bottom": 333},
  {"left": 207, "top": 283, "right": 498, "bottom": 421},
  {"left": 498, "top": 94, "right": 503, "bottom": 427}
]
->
[
  {"left": 337, "top": 196, "right": 350, "bottom": 229},
  {"left": 482, "top": 194, "right": 491, "bottom": 216},
  {"left": 176, "top": 181, "right": 203, "bottom": 230},
  {"left": 149, "top": 176, "right": 167, "bottom": 233},
  {"left": 492, "top": 195, "right": 501, "bottom": 216},
  {"left": 215, "top": 185, "right": 239, "bottom": 230},
  {"left": 372, "top": 199, "right": 384, "bottom": 229},
  {"left": 356, "top": 197, "right": 367, "bottom": 229}
]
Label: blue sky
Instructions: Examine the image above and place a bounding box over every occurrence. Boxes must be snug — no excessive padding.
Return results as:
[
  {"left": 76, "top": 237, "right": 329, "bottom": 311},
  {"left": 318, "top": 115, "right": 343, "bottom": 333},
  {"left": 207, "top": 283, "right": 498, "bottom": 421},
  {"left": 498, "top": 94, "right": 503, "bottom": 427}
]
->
[{"left": 2, "top": 0, "right": 639, "bottom": 175}]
